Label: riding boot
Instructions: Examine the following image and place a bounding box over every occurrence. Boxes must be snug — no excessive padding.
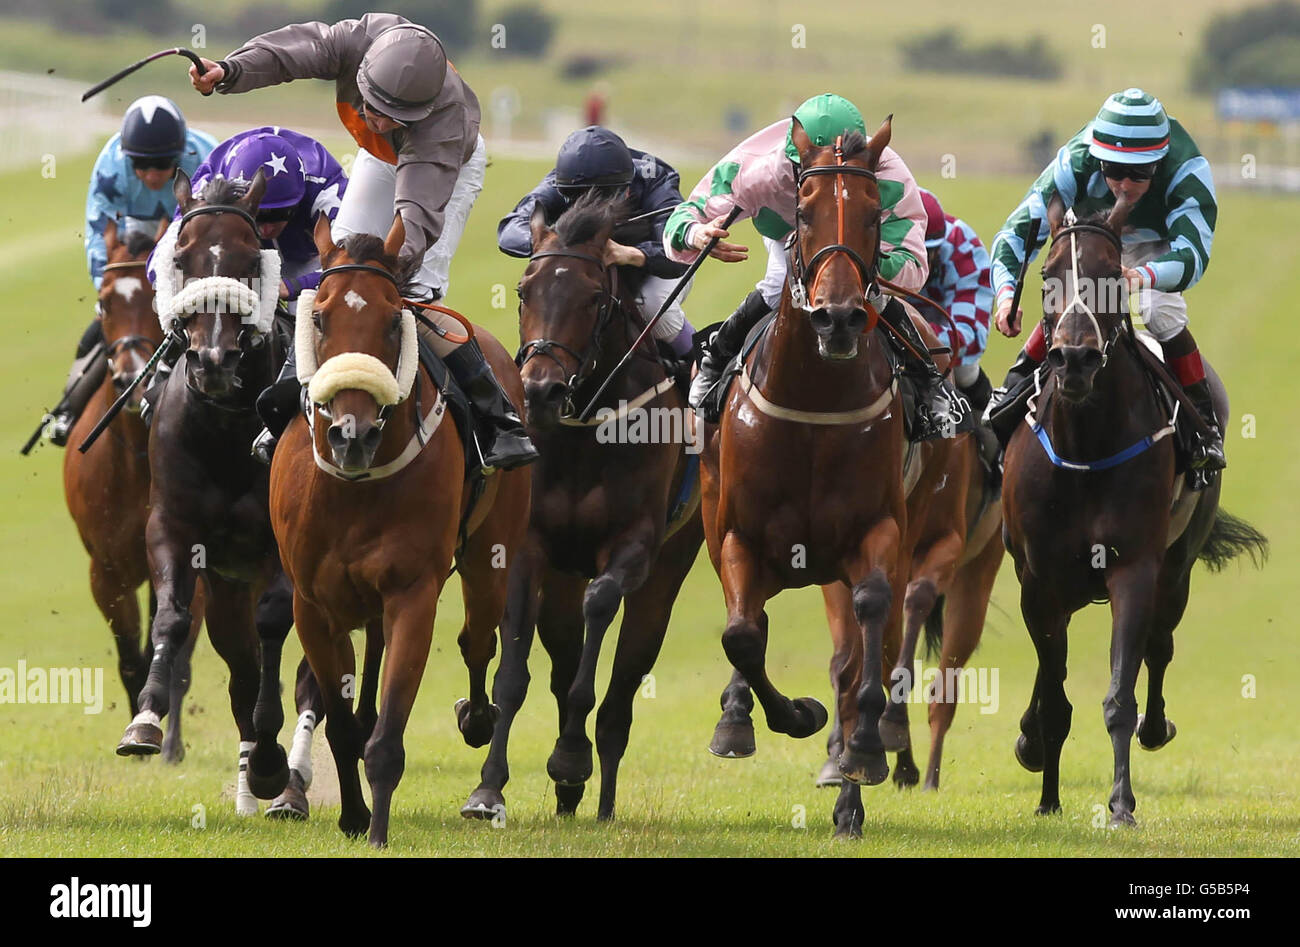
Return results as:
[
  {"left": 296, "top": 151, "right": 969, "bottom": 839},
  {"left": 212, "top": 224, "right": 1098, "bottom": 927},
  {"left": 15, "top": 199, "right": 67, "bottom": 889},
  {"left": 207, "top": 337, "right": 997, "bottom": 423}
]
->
[
  {"left": 690, "top": 289, "right": 772, "bottom": 422},
  {"left": 958, "top": 366, "right": 1001, "bottom": 474},
  {"left": 46, "top": 318, "right": 107, "bottom": 446},
  {"left": 985, "top": 345, "right": 1045, "bottom": 447},
  {"left": 443, "top": 337, "right": 540, "bottom": 473},
  {"left": 878, "top": 296, "right": 953, "bottom": 441},
  {"left": 1182, "top": 378, "right": 1227, "bottom": 473},
  {"left": 251, "top": 349, "right": 302, "bottom": 465}
]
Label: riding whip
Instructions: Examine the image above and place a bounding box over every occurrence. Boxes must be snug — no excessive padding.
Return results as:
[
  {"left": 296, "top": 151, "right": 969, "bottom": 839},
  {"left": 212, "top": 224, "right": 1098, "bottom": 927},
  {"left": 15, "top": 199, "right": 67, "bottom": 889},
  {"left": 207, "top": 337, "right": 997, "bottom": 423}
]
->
[
  {"left": 576, "top": 204, "right": 744, "bottom": 422},
  {"left": 82, "top": 48, "right": 213, "bottom": 102},
  {"left": 77, "top": 332, "right": 181, "bottom": 454},
  {"left": 1007, "top": 216, "right": 1042, "bottom": 335}
]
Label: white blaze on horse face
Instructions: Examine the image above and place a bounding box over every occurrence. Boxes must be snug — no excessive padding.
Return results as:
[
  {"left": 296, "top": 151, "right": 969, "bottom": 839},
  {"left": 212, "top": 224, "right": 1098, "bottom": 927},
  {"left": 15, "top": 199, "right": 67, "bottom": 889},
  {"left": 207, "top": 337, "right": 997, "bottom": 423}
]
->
[
  {"left": 209, "top": 244, "right": 222, "bottom": 264},
  {"left": 112, "top": 276, "right": 143, "bottom": 302},
  {"left": 554, "top": 267, "right": 568, "bottom": 277},
  {"left": 345, "top": 290, "right": 367, "bottom": 312}
]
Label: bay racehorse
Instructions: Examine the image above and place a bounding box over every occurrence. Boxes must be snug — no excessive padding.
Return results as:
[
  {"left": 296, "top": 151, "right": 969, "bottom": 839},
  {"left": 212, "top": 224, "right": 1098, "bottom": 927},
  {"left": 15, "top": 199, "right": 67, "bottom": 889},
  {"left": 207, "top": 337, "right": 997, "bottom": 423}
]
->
[
  {"left": 1002, "top": 197, "right": 1267, "bottom": 825},
  {"left": 64, "top": 220, "right": 202, "bottom": 760},
  {"left": 270, "top": 214, "right": 530, "bottom": 846},
  {"left": 116, "top": 171, "right": 295, "bottom": 817},
  {"left": 462, "top": 194, "right": 703, "bottom": 822},
  {"left": 702, "top": 118, "right": 961, "bottom": 836}
]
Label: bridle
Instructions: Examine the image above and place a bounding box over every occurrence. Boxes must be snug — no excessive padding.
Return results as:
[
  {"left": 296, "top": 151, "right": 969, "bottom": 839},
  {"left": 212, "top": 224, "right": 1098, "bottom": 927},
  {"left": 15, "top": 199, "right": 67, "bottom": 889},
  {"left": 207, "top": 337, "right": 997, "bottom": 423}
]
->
[
  {"left": 515, "top": 248, "right": 622, "bottom": 415},
  {"left": 788, "top": 135, "right": 881, "bottom": 316},
  {"left": 172, "top": 202, "right": 270, "bottom": 358},
  {"left": 1042, "top": 221, "right": 1127, "bottom": 370},
  {"left": 99, "top": 258, "right": 160, "bottom": 372}
]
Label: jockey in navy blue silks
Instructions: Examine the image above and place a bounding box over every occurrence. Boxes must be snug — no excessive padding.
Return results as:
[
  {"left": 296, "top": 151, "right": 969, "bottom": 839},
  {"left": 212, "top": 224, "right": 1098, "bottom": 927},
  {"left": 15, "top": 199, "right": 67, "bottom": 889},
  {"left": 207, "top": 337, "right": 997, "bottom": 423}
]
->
[
  {"left": 144, "top": 128, "right": 349, "bottom": 462},
  {"left": 497, "top": 126, "right": 697, "bottom": 358}
]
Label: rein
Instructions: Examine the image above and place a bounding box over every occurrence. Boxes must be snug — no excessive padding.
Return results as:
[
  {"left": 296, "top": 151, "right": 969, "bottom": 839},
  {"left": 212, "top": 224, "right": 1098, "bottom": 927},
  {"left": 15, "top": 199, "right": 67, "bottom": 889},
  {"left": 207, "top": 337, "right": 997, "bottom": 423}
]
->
[{"left": 1043, "top": 222, "right": 1125, "bottom": 368}]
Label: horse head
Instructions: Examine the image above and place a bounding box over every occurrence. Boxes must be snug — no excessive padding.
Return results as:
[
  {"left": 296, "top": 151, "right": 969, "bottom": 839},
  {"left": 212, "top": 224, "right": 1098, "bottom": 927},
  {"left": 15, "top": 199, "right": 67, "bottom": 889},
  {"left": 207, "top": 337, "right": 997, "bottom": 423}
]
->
[
  {"left": 789, "top": 115, "right": 891, "bottom": 360},
  {"left": 516, "top": 192, "right": 626, "bottom": 428},
  {"left": 167, "top": 169, "right": 273, "bottom": 399},
  {"left": 1040, "top": 194, "right": 1131, "bottom": 403},
  {"left": 306, "top": 212, "right": 417, "bottom": 472},
  {"left": 98, "top": 219, "right": 164, "bottom": 412}
]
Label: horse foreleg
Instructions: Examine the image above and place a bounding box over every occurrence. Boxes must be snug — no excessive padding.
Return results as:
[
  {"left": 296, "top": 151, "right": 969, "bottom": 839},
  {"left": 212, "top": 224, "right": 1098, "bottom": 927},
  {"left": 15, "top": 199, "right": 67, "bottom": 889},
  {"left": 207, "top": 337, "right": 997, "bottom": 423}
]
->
[
  {"left": 160, "top": 605, "right": 200, "bottom": 764},
  {"left": 247, "top": 569, "right": 293, "bottom": 800},
  {"left": 366, "top": 586, "right": 439, "bottom": 848},
  {"left": 357, "top": 622, "right": 383, "bottom": 742},
  {"left": 89, "top": 559, "right": 145, "bottom": 717},
  {"left": 718, "top": 532, "right": 827, "bottom": 740},
  {"left": 1137, "top": 572, "right": 1186, "bottom": 753},
  {"left": 710, "top": 666, "right": 757, "bottom": 759},
  {"left": 547, "top": 526, "right": 655, "bottom": 790},
  {"left": 267, "top": 656, "right": 322, "bottom": 821},
  {"left": 1020, "top": 578, "right": 1071, "bottom": 815},
  {"left": 1103, "top": 561, "right": 1159, "bottom": 827},
  {"left": 816, "top": 582, "right": 858, "bottom": 787},
  {"left": 202, "top": 574, "right": 262, "bottom": 816}
]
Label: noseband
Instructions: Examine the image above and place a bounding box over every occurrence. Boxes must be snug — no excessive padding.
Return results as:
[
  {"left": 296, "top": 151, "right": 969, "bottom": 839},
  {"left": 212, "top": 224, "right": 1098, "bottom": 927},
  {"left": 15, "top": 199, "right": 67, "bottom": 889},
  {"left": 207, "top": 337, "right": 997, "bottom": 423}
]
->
[
  {"left": 1044, "top": 222, "right": 1127, "bottom": 369},
  {"left": 515, "top": 248, "right": 621, "bottom": 412},
  {"left": 173, "top": 202, "right": 270, "bottom": 353},
  {"left": 788, "top": 135, "right": 881, "bottom": 313},
  {"left": 100, "top": 259, "right": 160, "bottom": 368}
]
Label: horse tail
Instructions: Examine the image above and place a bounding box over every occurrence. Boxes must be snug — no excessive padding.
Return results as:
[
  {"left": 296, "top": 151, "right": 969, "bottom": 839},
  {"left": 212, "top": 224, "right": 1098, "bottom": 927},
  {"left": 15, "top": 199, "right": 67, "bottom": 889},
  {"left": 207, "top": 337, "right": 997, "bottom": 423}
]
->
[
  {"left": 1198, "top": 508, "right": 1269, "bottom": 573},
  {"left": 923, "top": 594, "right": 946, "bottom": 661}
]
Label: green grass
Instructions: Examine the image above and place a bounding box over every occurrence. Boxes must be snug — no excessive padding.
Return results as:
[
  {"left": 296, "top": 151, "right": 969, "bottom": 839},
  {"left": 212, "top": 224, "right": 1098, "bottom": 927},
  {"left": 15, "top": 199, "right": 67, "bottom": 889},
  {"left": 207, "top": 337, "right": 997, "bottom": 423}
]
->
[{"left": 0, "top": 27, "right": 1297, "bottom": 853}]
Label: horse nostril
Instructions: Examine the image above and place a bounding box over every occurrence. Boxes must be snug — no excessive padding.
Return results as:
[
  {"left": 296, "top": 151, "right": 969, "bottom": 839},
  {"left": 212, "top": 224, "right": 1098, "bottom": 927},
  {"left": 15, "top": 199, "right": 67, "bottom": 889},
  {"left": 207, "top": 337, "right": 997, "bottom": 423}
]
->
[
  {"left": 362, "top": 426, "right": 382, "bottom": 451},
  {"left": 326, "top": 425, "right": 348, "bottom": 450},
  {"left": 1047, "top": 349, "right": 1066, "bottom": 371}
]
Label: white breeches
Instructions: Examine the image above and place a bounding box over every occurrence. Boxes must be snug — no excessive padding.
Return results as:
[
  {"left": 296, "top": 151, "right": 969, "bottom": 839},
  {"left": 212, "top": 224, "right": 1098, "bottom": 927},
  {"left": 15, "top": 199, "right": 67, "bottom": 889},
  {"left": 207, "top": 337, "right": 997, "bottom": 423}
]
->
[
  {"left": 637, "top": 275, "right": 693, "bottom": 339},
  {"left": 1123, "top": 240, "right": 1189, "bottom": 342},
  {"left": 755, "top": 236, "right": 789, "bottom": 310}
]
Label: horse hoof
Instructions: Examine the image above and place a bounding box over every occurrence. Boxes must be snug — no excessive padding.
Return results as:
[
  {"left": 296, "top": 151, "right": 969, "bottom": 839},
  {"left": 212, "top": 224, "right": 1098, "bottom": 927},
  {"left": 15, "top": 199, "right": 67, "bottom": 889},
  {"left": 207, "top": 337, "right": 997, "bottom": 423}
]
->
[
  {"left": 461, "top": 786, "right": 506, "bottom": 821},
  {"left": 892, "top": 756, "right": 920, "bottom": 789},
  {"left": 708, "top": 718, "right": 756, "bottom": 758},
  {"left": 1034, "top": 802, "right": 1061, "bottom": 816},
  {"left": 838, "top": 748, "right": 889, "bottom": 786},
  {"left": 815, "top": 756, "right": 843, "bottom": 787},
  {"left": 116, "top": 722, "right": 163, "bottom": 756},
  {"left": 832, "top": 817, "right": 863, "bottom": 840},
  {"left": 246, "top": 744, "right": 290, "bottom": 800},
  {"left": 555, "top": 782, "right": 585, "bottom": 816},
  {"left": 547, "top": 744, "right": 593, "bottom": 787},
  {"left": 1109, "top": 810, "right": 1138, "bottom": 829},
  {"left": 265, "top": 771, "right": 310, "bottom": 821},
  {"left": 338, "top": 807, "right": 372, "bottom": 839},
  {"left": 455, "top": 698, "right": 501, "bottom": 749},
  {"left": 787, "top": 697, "right": 829, "bottom": 739},
  {"left": 1136, "top": 714, "right": 1177, "bottom": 751},
  {"left": 1014, "top": 733, "right": 1044, "bottom": 773},
  {"left": 877, "top": 714, "right": 911, "bottom": 752}
]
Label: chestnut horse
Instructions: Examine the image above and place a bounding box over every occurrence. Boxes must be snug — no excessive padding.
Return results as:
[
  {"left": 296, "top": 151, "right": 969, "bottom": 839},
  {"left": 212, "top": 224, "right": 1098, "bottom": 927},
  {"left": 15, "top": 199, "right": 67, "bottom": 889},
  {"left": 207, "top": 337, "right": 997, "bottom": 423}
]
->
[
  {"left": 462, "top": 194, "right": 704, "bottom": 822},
  {"left": 270, "top": 214, "right": 530, "bottom": 847},
  {"left": 1002, "top": 198, "right": 1266, "bottom": 826},
  {"left": 64, "top": 221, "right": 202, "bottom": 759},
  {"left": 117, "top": 171, "right": 294, "bottom": 818},
  {"left": 702, "top": 118, "right": 960, "bottom": 837}
]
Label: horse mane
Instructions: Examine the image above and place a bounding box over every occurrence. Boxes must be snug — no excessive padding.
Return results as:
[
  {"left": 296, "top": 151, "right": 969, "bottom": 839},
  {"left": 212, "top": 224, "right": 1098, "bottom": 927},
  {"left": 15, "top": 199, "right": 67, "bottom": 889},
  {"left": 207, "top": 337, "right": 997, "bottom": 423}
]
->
[
  {"left": 554, "top": 190, "right": 630, "bottom": 248},
  {"left": 840, "top": 130, "right": 869, "bottom": 159},
  {"left": 123, "top": 230, "right": 156, "bottom": 258},
  {"left": 197, "top": 174, "right": 247, "bottom": 205},
  {"left": 329, "top": 233, "right": 422, "bottom": 292}
]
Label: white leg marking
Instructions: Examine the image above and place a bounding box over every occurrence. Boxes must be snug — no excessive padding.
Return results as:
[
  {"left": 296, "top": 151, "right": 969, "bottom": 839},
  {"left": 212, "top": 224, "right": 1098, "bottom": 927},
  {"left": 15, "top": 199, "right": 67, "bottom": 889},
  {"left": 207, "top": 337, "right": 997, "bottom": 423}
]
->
[{"left": 236, "top": 740, "right": 258, "bottom": 816}]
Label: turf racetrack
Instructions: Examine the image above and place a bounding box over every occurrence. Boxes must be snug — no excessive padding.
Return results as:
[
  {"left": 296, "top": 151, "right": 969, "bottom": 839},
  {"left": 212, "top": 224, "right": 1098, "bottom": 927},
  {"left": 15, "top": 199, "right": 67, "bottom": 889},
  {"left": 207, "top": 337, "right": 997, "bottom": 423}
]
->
[{"left": 0, "top": 150, "right": 1296, "bottom": 856}]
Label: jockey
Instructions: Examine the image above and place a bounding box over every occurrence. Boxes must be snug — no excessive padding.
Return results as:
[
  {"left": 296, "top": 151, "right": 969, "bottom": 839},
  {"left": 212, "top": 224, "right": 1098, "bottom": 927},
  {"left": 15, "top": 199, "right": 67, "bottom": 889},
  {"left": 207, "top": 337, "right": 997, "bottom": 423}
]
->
[
  {"left": 142, "top": 127, "right": 348, "bottom": 462},
  {"left": 917, "top": 187, "right": 994, "bottom": 411},
  {"left": 986, "top": 88, "right": 1226, "bottom": 477},
  {"left": 188, "top": 12, "right": 537, "bottom": 471},
  {"left": 498, "top": 125, "right": 696, "bottom": 359},
  {"left": 665, "top": 93, "right": 952, "bottom": 440},
  {"left": 42, "top": 96, "right": 216, "bottom": 446}
]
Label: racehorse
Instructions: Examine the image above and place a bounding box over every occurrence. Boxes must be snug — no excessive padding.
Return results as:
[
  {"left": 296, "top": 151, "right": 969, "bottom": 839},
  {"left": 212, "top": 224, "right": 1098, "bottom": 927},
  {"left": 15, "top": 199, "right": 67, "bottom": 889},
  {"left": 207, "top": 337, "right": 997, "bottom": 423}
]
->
[
  {"left": 462, "top": 194, "right": 704, "bottom": 822},
  {"left": 701, "top": 118, "right": 961, "bottom": 837},
  {"left": 116, "top": 171, "right": 295, "bottom": 817},
  {"left": 63, "top": 221, "right": 202, "bottom": 760},
  {"left": 270, "top": 213, "right": 530, "bottom": 847},
  {"left": 1002, "top": 196, "right": 1267, "bottom": 826}
]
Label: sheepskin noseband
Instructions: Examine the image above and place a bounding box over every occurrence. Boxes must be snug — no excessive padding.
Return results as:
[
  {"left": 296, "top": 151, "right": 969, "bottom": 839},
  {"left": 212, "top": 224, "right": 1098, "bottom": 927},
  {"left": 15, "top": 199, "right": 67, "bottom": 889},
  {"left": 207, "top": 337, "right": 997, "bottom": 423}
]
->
[
  {"left": 152, "top": 218, "right": 281, "bottom": 335},
  {"left": 295, "top": 288, "right": 419, "bottom": 407}
]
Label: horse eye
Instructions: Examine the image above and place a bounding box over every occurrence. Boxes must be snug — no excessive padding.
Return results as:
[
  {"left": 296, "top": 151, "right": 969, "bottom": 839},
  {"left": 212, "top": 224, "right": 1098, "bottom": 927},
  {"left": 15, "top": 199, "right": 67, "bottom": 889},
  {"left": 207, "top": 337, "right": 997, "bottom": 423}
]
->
[
  {"left": 389, "top": 312, "right": 402, "bottom": 333},
  {"left": 311, "top": 311, "right": 322, "bottom": 330}
]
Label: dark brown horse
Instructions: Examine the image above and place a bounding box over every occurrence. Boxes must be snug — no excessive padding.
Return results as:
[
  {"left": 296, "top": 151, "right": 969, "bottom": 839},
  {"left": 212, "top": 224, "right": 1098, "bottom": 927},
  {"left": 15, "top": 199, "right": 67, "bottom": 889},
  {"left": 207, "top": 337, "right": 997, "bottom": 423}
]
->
[
  {"left": 270, "top": 213, "right": 531, "bottom": 846},
  {"left": 462, "top": 194, "right": 704, "bottom": 822},
  {"left": 1002, "top": 197, "right": 1266, "bottom": 826},
  {"left": 116, "top": 171, "right": 294, "bottom": 817},
  {"left": 64, "top": 221, "right": 202, "bottom": 760},
  {"left": 702, "top": 118, "right": 958, "bottom": 836}
]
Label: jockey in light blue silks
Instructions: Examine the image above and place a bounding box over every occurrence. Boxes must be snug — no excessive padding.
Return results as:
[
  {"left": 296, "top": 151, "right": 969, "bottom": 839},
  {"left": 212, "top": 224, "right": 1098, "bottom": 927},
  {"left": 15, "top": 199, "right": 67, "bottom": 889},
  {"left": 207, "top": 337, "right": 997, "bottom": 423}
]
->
[
  {"left": 42, "top": 96, "right": 216, "bottom": 446},
  {"left": 143, "top": 127, "right": 348, "bottom": 461}
]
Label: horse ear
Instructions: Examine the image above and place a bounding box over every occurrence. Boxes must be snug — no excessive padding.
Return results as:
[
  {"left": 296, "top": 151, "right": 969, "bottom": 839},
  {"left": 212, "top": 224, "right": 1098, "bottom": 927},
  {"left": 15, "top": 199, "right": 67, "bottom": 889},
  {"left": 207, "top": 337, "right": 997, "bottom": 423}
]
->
[
  {"left": 383, "top": 212, "right": 405, "bottom": 259},
  {"left": 174, "top": 168, "right": 194, "bottom": 212},
  {"left": 790, "top": 117, "right": 813, "bottom": 161},
  {"left": 1107, "top": 196, "right": 1133, "bottom": 236},
  {"left": 1046, "top": 192, "right": 1067, "bottom": 239},
  {"left": 529, "top": 202, "right": 550, "bottom": 249},
  {"left": 238, "top": 169, "right": 267, "bottom": 214},
  {"left": 312, "top": 212, "right": 337, "bottom": 259},
  {"left": 863, "top": 114, "right": 893, "bottom": 168},
  {"left": 103, "top": 218, "right": 119, "bottom": 254}
]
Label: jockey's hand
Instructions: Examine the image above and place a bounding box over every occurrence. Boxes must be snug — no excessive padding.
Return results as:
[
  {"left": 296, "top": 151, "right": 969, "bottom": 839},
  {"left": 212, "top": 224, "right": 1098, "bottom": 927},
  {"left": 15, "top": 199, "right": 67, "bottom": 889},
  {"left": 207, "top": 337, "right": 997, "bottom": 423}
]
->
[
  {"left": 994, "top": 298, "right": 1023, "bottom": 337},
  {"left": 1121, "top": 266, "right": 1143, "bottom": 295},
  {"left": 189, "top": 57, "right": 224, "bottom": 95},
  {"left": 279, "top": 280, "right": 291, "bottom": 300},
  {"left": 688, "top": 216, "right": 748, "bottom": 262},
  {"left": 602, "top": 240, "right": 645, "bottom": 268}
]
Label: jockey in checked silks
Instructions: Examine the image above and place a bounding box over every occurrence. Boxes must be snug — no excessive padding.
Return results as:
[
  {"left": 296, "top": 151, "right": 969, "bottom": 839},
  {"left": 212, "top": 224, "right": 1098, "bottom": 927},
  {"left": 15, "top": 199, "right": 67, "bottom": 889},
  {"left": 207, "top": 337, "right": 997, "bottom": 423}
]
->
[
  {"left": 188, "top": 11, "right": 538, "bottom": 471},
  {"left": 497, "top": 124, "right": 698, "bottom": 363},
  {"left": 41, "top": 96, "right": 216, "bottom": 446},
  {"left": 141, "top": 126, "right": 349, "bottom": 463},
  {"left": 985, "top": 88, "right": 1227, "bottom": 488},
  {"left": 668, "top": 92, "right": 970, "bottom": 440}
]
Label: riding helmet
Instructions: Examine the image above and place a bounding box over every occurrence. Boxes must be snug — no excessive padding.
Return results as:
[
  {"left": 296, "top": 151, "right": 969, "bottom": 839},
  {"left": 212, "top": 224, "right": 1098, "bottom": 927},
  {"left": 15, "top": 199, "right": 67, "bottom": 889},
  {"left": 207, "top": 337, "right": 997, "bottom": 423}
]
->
[
  {"left": 356, "top": 24, "right": 448, "bottom": 123},
  {"left": 919, "top": 188, "right": 948, "bottom": 248},
  {"left": 1088, "top": 88, "right": 1171, "bottom": 165},
  {"left": 555, "top": 126, "right": 635, "bottom": 192},
  {"left": 217, "top": 132, "right": 306, "bottom": 210},
  {"left": 120, "top": 95, "right": 188, "bottom": 158},
  {"left": 785, "top": 93, "right": 867, "bottom": 162}
]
